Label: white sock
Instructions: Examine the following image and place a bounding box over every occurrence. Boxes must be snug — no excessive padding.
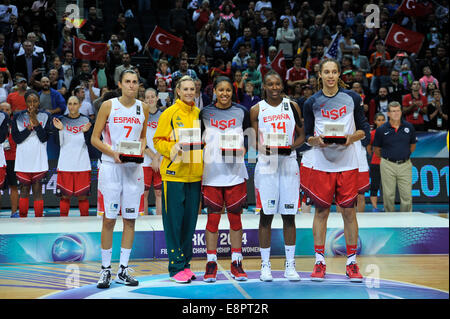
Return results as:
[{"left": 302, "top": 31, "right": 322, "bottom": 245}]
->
[
  {"left": 207, "top": 253, "right": 217, "bottom": 262},
  {"left": 120, "top": 248, "right": 131, "bottom": 267},
  {"left": 346, "top": 254, "right": 357, "bottom": 265},
  {"left": 315, "top": 252, "right": 325, "bottom": 265},
  {"left": 101, "top": 248, "right": 112, "bottom": 268},
  {"left": 260, "top": 247, "right": 271, "bottom": 264},
  {"left": 285, "top": 245, "right": 296, "bottom": 263},
  {"left": 232, "top": 252, "right": 243, "bottom": 262}
]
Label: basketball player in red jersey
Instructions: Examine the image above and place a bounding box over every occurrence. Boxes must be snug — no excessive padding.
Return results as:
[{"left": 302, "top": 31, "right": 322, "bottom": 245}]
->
[
  {"left": 302, "top": 59, "right": 370, "bottom": 282},
  {"left": 91, "top": 70, "right": 150, "bottom": 289}
]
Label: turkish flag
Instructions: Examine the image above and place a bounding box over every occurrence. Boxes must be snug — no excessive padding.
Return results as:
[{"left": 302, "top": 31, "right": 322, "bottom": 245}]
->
[
  {"left": 146, "top": 26, "right": 184, "bottom": 57},
  {"left": 73, "top": 37, "right": 108, "bottom": 61},
  {"left": 270, "top": 50, "right": 286, "bottom": 80},
  {"left": 398, "top": 0, "right": 433, "bottom": 17},
  {"left": 385, "top": 24, "right": 425, "bottom": 54}
]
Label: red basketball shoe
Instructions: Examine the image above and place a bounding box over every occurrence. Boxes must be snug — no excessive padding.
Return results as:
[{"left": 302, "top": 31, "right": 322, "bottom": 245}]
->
[
  {"left": 346, "top": 262, "right": 363, "bottom": 282},
  {"left": 310, "top": 262, "right": 326, "bottom": 281}
]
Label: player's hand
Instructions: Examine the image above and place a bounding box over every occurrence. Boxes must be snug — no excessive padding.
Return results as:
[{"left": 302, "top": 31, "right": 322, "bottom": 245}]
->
[
  {"left": 53, "top": 118, "right": 63, "bottom": 130},
  {"left": 308, "top": 136, "right": 327, "bottom": 147},
  {"left": 113, "top": 151, "right": 122, "bottom": 163},
  {"left": 170, "top": 143, "right": 183, "bottom": 161},
  {"left": 151, "top": 156, "right": 160, "bottom": 172},
  {"left": 81, "top": 122, "right": 92, "bottom": 132}
]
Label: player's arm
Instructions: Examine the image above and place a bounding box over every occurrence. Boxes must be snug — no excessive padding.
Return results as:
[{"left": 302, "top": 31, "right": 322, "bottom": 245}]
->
[
  {"left": 11, "top": 113, "right": 32, "bottom": 144},
  {"left": 153, "top": 109, "right": 178, "bottom": 160},
  {"left": 0, "top": 112, "right": 9, "bottom": 143},
  {"left": 34, "top": 112, "right": 52, "bottom": 143},
  {"left": 290, "top": 101, "right": 305, "bottom": 150},
  {"left": 346, "top": 92, "right": 370, "bottom": 147},
  {"left": 304, "top": 97, "right": 326, "bottom": 147},
  {"left": 140, "top": 102, "right": 150, "bottom": 156},
  {"left": 91, "top": 99, "right": 121, "bottom": 163},
  {"left": 249, "top": 103, "right": 263, "bottom": 153}
]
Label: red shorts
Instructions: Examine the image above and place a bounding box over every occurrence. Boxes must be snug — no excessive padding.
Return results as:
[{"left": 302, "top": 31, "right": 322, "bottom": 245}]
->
[
  {"left": 357, "top": 171, "right": 370, "bottom": 194},
  {"left": 0, "top": 166, "right": 5, "bottom": 189},
  {"left": 202, "top": 181, "right": 247, "bottom": 214},
  {"left": 143, "top": 167, "right": 162, "bottom": 191},
  {"left": 57, "top": 171, "right": 91, "bottom": 197},
  {"left": 306, "top": 169, "right": 359, "bottom": 209},
  {"left": 16, "top": 171, "right": 47, "bottom": 186},
  {"left": 299, "top": 163, "right": 312, "bottom": 195}
]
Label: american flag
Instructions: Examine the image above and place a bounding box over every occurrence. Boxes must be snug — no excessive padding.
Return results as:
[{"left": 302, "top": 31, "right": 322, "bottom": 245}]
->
[{"left": 325, "top": 32, "right": 341, "bottom": 59}]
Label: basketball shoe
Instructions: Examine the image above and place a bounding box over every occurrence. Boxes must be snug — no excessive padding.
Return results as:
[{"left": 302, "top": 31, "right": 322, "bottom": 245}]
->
[
  {"left": 171, "top": 270, "right": 191, "bottom": 284},
  {"left": 346, "top": 262, "right": 363, "bottom": 282},
  {"left": 203, "top": 261, "right": 218, "bottom": 283},
  {"left": 260, "top": 261, "right": 273, "bottom": 282},
  {"left": 284, "top": 260, "right": 301, "bottom": 281},
  {"left": 231, "top": 261, "right": 248, "bottom": 281},
  {"left": 184, "top": 268, "right": 196, "bottom": 280},
  {"left": 97, "top": 266, "right": 112, "bottom": 289},
  {"left": 115, "top": 265, "right": 139, "bottom": 286},
  {"left": 310, "top": 262, "right": 326, "bottom": 281}
]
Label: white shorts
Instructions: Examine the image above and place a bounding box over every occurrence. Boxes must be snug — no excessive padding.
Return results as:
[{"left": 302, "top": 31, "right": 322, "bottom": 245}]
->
[
  {"left": 254, "top": 155, "right": 300, "bottom": 215},
  {"left": 97, "top": 161, "right": 145, "bottom": 219}
]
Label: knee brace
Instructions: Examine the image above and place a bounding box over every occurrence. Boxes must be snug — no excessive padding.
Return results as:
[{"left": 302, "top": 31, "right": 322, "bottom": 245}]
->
[
  {"left": 206, "top": 213, "right": 221, "bottom": 233},
  {"left": 227, "top": 212, "right": 242, "bottom": 231}
]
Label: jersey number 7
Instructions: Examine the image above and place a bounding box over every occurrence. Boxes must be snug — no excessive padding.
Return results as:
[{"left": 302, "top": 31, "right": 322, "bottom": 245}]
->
[{"left": 124, "top": 126, "right": 133, "bottom": 138}]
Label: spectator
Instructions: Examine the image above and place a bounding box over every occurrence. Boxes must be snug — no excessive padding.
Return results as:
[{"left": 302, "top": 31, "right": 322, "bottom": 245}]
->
[
  {"left": 431, "top": 45, "right": 449, "bottom": 96},
  {"left": 192, "top": 0, "right": 213, "bottom": 32},
  {"left": 402, "top": 80, "right": 428, "bottom": 131},
  {"left": 220, "top": 3, "right": 234, "bottom": 21},
  {"left": 156, "top": 78, "right": 173, "bottom": 109},
  {"left": 213, "top": 22, "right": 230, "bottom": 52},
  {"left": 351, "top": 44, "right": 370, "bottom": 74},
  {"left": 13, "top": 40, "right": 44, "bottom": 84},
  {"left": 229, "top": 7, "right": 244, "bottom": 44},
  {"left": 72, "top": 86, "right": 95, "bottom": 120},
  {"left": 169, "top": 0, "right": 191, "bottom": 38},
  {"left": 232, "top": 27, "right": 256, "bottom": 54},
  {"left": 213, "top": 37, "right": 234, "bottom": 65},
  {"left": 242, "top": 57, "right": 261, "bottom": 96},
  {"left": 114, "top": 53, "right": 134, "bottom": 85},
  {"left": 338, "top": 28, "right": 355, "bottom": 62},
  {"left": 368, "top": 87, "right": 391, "bottom": 125},
  {"left": 256, "top": 26, "right": 274, "bottom": 57},
  {"left": 92, "top": 60, "right": 113, "bottom": 90},
  {"left": 338, "top": 1, "right": 356, "bottom": 30},
  {"left": 80, "top": 6, "right": 104, "bottom": 42},
  {"left": 155, "top": 59, "right": 173, "bottom": 92},
  {"left": 419, "top": 66, "right": 439, "bottom": 96},
  {"left": 369, "top": 40, "right": 391, "bottom": 95},
  {"left": 286, "top": 55, "right": 308, "bottom": 95},
  {"left": 308, "top": 15, "right": 330, "bottom": 47},
  {"left": 373, "top": 101, "right": 417, "bottom": 213},
  {"left": 352, "top": 82, "right": 369, "bottom": 116},
  {"left": 209, "top": 59, "right": 232, "bottom": 81},
  {"left": 293, "top": 18, "right": 308, "bottom": 53},
  {"left": 399, "top": 63, "right": 414, "bottom": 92},
  {"left": 280, "top": 5, "right": 296, "bottom": 29},
  {"left": 0, "top": 0, "right": 18, "bottom": 33},
  {"left": 38, "top": 76, "right": 66, "bottom": 115},
  {"left": 276, "top": 17, "right": 296, "bottom": 59},
  {"left": 172, "top": 59, "right": 198, "bottom": 86},
  {"left": 61, "top": 50, "right": 75, "bottom": 90},
  {"left": 426, "top": 26, "right": 441, "bottom": 50},
  {"left": 231, "top": 43, "right": 250, "bottom": 71},
  {"left": 193, "top": 78, "right": 210, "bottom": 110},
  {"left": 240, "top": 77, "right": 260, "bottom": 111},
  {"left": 48, "top": 68, "right": 67, "bottom": 98},
  {"left": 385, "top": 70, "right": 406, "bottom": 104},
  {"left": 353, "top": 70, "right": 370, "bottom": 97},
  {"left": 232, "top": 69, "right": 244, "bottom": 103},
  {"left": 6, "top": 76, "right": 27, "bottom": 113},
  {"left": 427, "top": 89, "right": 448, "bottom": 131}
]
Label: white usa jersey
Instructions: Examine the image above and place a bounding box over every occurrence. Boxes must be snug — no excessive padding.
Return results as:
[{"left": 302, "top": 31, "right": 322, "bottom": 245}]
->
[
  {"left": 258, "top": 97, "right": 296, "bottom": 159},
  {"left": 57, "top": 115, "right": 92, "bottom": 172},
  {"left": 143, "top": 109, "right": 162, "bottom": 167},
  {"left": 355, "top": 140, "right": 369, "bottom": 172},
  {"left": 101, "top": 98, "right": 146, "bottom": 164}
]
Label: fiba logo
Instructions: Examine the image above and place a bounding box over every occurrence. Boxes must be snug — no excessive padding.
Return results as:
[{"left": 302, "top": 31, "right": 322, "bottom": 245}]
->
[
  {"left": 330, "top": 230, "right": 362, "bottom": 256},
  {"left": 51, "top": 234, "right": 86, "bottom": 262}
]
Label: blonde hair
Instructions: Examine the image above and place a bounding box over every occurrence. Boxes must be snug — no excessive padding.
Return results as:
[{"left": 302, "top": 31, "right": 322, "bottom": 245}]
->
[{"left": 174, "top": 75, "right": 195, "bottom": 100}]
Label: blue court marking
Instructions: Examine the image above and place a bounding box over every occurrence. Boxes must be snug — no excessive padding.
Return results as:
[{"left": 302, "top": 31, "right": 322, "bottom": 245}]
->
[{"left": 43, "top": 271, "right": 448, "bottom": 299}]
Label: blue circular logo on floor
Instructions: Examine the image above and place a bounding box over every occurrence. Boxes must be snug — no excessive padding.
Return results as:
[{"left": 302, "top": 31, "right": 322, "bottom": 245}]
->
[{"left": 44, "top": 271, "right": 448, "bottom": 299}]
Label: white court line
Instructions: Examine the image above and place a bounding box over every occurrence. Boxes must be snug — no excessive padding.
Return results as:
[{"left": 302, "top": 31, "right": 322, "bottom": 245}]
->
[{"left": 216, "top": 261, "right": 252, "bottom": 299}]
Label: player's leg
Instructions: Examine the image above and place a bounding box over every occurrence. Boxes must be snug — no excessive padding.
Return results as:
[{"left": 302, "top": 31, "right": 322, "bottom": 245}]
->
[
  {"left": 16, "top": 172, "right": 32, "bottom": 217},
  {"left": 153, "top": 169, "right": 162, "bottom": 215},
  {"left": 77, "top": 196, "right": 90, "bottom": 216},
  {"left": 60, "top": 195, "right": 71, "bottom": 216},
  {"left": 31, "top": 178, "right": 44, "bottom": 217},
  {"left": 143, "top": 167, "right": 152, "bottom": 215},
  {"left": 224, "top": 182, "right": 247, "bottom": 281},
  {"left": 259, "top": 210, "right": 274, "bottom": 281},
  {"left": 203, "top": 184, "right": 224, "bottom": 282},
  {"left": 369, "top": 164, "right": 382, "bottom": 212},
  {"left": 336, "top": 169, "right": 363, "bottom": 282}
]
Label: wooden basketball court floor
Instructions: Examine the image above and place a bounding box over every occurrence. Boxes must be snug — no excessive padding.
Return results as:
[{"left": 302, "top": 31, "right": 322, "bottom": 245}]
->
[{"left": 0, "top": 255, "right": 447, "bottom": 299}]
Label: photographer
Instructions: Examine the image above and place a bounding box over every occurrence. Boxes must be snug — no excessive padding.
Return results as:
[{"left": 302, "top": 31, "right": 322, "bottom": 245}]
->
[{"left": 369, "top": 40, "right": 391, "bottom": 95}]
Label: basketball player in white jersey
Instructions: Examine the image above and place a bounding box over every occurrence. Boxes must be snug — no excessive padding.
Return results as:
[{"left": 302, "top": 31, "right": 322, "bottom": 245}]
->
[
  {"left": 0, "top": 108, "right": 9, "bottom": 192},
  {"left": 250, "top": 70, "right": 305, "bottom": 282},
  {"left": 303, "top": 58, "right": 370, "bottom": 282},
  {"left": 53, "top": 96, "right": 93, "bottom": 216},
  {"left": 91, "top": 70, "right": 150, "bottom": 289},
  {"left": 142, "top": 88, "right": 162, "bottom": 215}
]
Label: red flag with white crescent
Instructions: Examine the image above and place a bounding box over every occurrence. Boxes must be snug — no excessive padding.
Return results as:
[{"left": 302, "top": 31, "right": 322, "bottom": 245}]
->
[
  {"left": 270, "top": 50, "right": 286, "bottom": 79},
  {"left": 73, "top": 37, "right": 108, "bottom": 61},
  {"left": 259, "top": 47, "right": 269, "bottom": 79},
  {"left": 398, "top": 0, "right": 433, "bottom": 17},
  {"left": 146, "top": 26, "right": 184, "bottom": 57},
  {"left": 385, "top": 24, "right": 425, "bottom": 54}
]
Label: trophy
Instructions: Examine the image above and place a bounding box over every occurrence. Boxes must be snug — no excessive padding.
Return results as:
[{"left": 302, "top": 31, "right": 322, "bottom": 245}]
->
[
  {"left": 118, "top": 140, "right": 144, "bottom": 163},
  {"left": 219, "top": 133, "right": 243, "bottom": 156},
  {"left": 322, "top": 123, "right": 346, "bottom": 144},
  {"left": 263, "top": 132, "right": 291, "bottom": 155},
  {"left": 178, "top": 128, "right": 202, "bottom": 151}
]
